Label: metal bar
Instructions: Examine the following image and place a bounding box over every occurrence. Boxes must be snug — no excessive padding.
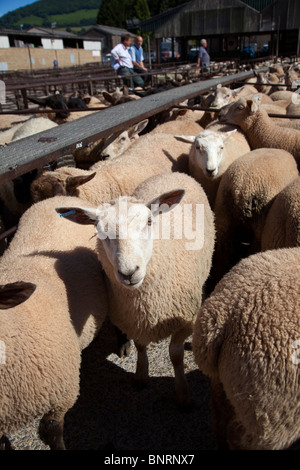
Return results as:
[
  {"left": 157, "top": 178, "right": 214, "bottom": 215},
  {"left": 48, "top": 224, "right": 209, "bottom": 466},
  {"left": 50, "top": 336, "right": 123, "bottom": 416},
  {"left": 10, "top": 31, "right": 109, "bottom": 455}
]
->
[
  {"left": 0, "top": 107, "right": 108, "bottom": 115},
  {"left": 0, "top": 68, "right": 266, "bottom": 185},
  {"left": 4, "top": 67, "right": 199, "bottom": 93}
]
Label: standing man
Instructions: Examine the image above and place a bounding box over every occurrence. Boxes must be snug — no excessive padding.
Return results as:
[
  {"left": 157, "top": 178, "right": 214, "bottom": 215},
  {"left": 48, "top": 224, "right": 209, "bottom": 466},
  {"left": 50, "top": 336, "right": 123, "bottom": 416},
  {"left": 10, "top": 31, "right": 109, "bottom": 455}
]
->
[
  {"left": 129, "top": 35, "right": 150, "bottom": 86},
  {"left": 111, "top": 33, "right": 144, "bottom": 89},
  {"left": 197, "top": 39, "right": 210, "bottom": 72}
]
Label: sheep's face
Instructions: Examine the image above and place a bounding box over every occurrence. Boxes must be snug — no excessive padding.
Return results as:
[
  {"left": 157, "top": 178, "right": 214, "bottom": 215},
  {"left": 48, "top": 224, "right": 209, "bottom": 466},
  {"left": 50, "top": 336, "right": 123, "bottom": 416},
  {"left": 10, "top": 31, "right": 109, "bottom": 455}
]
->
[
  {"left": 56, "top": 189, "right": 185, "bottom": 290},
  {"left": 210, "top": 87, "right": 232, "bottom": 108},
  {"left": 194, "top": 131, "right": 234, "bottom": 178},
  {"left": 99, "top": 120, "right": 148, "bottom": 160},
  {"left": 96, "top": 198, "right": 153, "bottom": 289},
  {"left": 100, "top": 131, "right": 132, "bottom": 160},
  {"left": 219, "top": 95, "right": 262, "bottom": 126},
  {"left": 31, "top": 170, "right": 96, "bottom": 202}
]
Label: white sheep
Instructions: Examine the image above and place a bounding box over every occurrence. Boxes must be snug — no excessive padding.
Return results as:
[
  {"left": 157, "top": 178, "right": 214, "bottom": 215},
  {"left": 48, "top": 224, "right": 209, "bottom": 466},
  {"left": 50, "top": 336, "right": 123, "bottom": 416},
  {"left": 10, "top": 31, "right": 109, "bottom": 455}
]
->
[
  {"left": 209, "top": 84, "right": 273, "bottom": 108},
  {"left": 0, "top": 116, "right": 57, "bottom": 145},
  {"left": 56, "top": 171, "right": 215, "bottom": 408},
  {"left": 211, "top": 147, "right": 299, "bottom": 289},
  {"left": 192, "top": 246, "right": 300, "bottom": 450},
  {"left": 11, "top": 117, "right": 58, "bottom": 141},
  {"left": 72, "top": 120, "right": 149, "bottom": 167},
  {"left": 219, "top": 94, "right": 300, "bottom": 169},
  {"left": 0, "top": 195, "right": 108, "bottom": 449},
  {"left": 176, "top": 126, "right": 250, "bottom": 208},
  {"left": 270, "top": 90, "right": 294, "bottom": 102},
  {"left": 150, "top": 118, "right": 203, "bottom": 136},
  {"left": 31, "top": 133, "right": 192, "bottom": 205},
  {"left": 261, "top": 176, "right": 300, "bottom": 251}
]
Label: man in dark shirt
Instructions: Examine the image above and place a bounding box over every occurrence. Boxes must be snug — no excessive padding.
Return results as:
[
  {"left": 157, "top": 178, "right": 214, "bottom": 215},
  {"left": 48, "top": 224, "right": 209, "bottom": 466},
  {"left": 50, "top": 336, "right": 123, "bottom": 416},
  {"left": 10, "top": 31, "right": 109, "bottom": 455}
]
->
[{"left": 197, "top": 39, "right": 210, "bottom": 72}]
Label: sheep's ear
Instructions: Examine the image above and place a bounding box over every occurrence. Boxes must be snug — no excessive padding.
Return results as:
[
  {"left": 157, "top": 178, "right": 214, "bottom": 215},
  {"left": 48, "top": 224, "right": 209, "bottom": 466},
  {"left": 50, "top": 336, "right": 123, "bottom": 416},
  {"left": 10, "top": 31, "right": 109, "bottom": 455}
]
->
[
  {"left": 223, "top": 129, "right": 237, "bottom": 140},
  {"left": 128, "top": 119, "right": 149, "bottom": 138},
  {"left": 175, "top": 135, "right": 195, "bottom": 143},
  {"left": 56, "top": 206, "right": 99, "bottom": 225},
  {"left": 66, "top": 172, "right": 96, "bottom": 194},
  {"left": 102, "top": 92, "right": 113, "bottom": 104},
  {"left": 247, "top": 94, "right": 262, "bottom": 113},
  {"left": 28, "top": 96, "right": 47, "bottom": 106},
  {"left": 146, "top": 189, "right": 185, "bottom": 217},
  {"left": 0, "top": 281, "right": 36, "bottom": 309},
  {"left": 232, "top": 86, "right": 244, "bottom": 97}
]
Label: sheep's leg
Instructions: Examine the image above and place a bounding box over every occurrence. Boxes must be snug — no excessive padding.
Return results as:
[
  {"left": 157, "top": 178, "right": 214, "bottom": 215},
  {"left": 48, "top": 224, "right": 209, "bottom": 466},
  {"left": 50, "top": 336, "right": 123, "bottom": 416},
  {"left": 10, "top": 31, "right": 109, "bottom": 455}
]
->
[
  {"left": 39, "top": 411, "right": 66, "bottom": 450},
  {"left": 134, "top": 341, "right": 149, "bottom": 385},
  {"left": 169, "top": 326, "right": 192, "bottom": 409},
  {"left": 115, "top": 326, "right": 131, "bottom": 358},
  {"left": 38, "top": 393, "right": 77, "bottom": 450},
  {"left": 0, "top": 434, "right": 13, "bottom": 450}
]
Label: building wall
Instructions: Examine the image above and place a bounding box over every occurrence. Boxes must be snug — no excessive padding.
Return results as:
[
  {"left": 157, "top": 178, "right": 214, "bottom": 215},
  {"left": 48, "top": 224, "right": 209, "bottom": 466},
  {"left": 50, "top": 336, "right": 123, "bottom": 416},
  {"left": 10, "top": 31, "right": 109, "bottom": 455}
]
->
[
  {"left": 0, "top": 47, "right": 103, "bottom": 71},
  {"left": 41, "top": 38, "right": 64, "bottom": 50},
  {"left": 0, "top": 36, "right": 10, "bottom": 49}
]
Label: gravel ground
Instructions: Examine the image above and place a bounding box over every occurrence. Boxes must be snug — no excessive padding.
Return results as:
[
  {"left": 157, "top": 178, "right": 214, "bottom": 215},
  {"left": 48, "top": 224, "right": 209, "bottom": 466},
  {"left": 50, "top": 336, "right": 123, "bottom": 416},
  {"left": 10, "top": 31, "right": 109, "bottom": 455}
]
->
[{"left": 7, "top": 318, "right": 217, "bottom": 451}]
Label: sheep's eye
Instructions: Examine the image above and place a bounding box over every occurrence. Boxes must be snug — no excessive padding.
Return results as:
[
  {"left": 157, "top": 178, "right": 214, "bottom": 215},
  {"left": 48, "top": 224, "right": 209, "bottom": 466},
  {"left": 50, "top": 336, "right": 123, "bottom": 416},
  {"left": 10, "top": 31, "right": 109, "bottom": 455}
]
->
[
  {"left": 238, "top": 105, "right": 245, "bottom": 110},
  {"left": 147, "top": 217, "right": 152, "bottom": 226}
]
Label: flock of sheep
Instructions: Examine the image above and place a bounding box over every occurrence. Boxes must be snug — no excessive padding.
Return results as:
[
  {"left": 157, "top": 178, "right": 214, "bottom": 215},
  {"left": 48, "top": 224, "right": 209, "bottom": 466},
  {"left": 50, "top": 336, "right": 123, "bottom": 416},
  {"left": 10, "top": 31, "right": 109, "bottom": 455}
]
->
[{"left": 1, "top": 58, "right": 300, "bottom": 450}]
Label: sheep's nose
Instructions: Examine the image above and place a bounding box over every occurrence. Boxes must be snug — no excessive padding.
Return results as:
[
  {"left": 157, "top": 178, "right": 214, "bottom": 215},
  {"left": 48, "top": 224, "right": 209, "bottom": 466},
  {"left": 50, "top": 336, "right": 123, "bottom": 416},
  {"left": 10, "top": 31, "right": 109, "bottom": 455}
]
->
[
  {"left": 118, "top": 266, "right": 140, "bottom": 283},
  {"left": 206, "top": 169, "right": 215, "bottom": 176}
]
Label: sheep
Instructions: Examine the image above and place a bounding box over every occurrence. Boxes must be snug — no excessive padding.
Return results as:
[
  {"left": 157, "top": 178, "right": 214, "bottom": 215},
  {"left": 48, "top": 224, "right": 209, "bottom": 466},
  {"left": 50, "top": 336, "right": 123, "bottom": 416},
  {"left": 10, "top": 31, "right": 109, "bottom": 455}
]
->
[
  {"left": 0, "top": 195, "right": 108, "bottom": 449},
  {"left": 150, "top": 118, "right": 203, "bottom": 136},
  {"left": 211, "top": 147, "right": 299, "bottom": 289},
  {"left": 0, "top": 114, "right": 32, "bottom": 133},
  {"left": 11, "top": 117, "right": 58, "bottom": 141},
  {"left": 286, "top": 102, "right": 300, "bottom": 115},
  {"left": 261, "top": 177, "right": 300, "bottom": 251},
  {"left": 30, "top": 133, "right": 192, "bottom": 205},
  {"left": 176, "top": 126, "right": 250, "bottom": 208},
  {"left": 254, "top": 71, "right": 285, "bottom": 95},
  {"left": 192, "top": 246, "right": 300, "bottom": 450},
  {"left": 28, "top": 93, "right": 70, "bottom": 119},
  {"left": 72, "top": 119, "right": 149, "bottom": 167},
  {"left": 209, "top": 84, "right": 273, "bottom": 109},
  {"left": 219, "top": 94, "right": 300, "bottom": 168},
  {"left": 270, "top": 90, "right": 294, "bottom": 102},
  {"left": 56, "top": 171, "right": 215, "bottom": 408}
]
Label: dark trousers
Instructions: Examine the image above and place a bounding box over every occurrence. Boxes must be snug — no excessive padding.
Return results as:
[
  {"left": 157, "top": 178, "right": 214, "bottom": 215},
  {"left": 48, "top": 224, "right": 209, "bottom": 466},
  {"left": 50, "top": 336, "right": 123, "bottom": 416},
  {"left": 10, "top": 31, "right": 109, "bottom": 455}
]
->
[
  {"left": 117, "top": 67, "right": 144, "bottom": 88},
  {"left": 133, "top": 67, "right": 151, "bottom": 86}
]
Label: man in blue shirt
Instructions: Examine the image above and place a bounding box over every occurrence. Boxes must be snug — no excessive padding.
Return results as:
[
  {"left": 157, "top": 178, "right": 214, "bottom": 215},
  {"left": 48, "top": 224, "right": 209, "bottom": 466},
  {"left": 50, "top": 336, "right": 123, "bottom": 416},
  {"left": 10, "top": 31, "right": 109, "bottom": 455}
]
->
[
  {"left": 197, "top": 39, "right": 210, "bottom": 72},
  {"left": 129, "top": 36, "right": 150, "bottom": 86}
]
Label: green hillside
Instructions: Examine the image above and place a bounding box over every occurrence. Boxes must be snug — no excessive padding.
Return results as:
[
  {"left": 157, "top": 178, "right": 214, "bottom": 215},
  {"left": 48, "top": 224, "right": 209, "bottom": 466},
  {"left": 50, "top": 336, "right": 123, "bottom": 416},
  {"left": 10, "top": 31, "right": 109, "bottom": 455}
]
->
[{"left": 0, "top": 0, "right": 101, "bottom": 29}]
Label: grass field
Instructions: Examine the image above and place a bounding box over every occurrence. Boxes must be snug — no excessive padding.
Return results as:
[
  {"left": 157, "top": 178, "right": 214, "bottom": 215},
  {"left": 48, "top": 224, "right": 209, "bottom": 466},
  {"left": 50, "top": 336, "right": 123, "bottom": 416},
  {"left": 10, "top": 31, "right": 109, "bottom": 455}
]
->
[{"left": 11, "top": 9, "right": 98, "bottom": 28}]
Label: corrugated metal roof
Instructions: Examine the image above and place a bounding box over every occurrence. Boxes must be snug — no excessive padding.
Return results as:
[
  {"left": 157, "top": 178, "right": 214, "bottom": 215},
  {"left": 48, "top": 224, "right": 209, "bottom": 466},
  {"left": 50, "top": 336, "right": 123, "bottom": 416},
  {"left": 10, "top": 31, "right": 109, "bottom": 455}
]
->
[
  {"left": 80, "top": 24, "right": 136, "bottom": 37},
  {"left": 27, "top": 27, "right": 78, "bottom": 38},
  {"left": 240, "top": 0, "right": 276, "bottom": 11}
]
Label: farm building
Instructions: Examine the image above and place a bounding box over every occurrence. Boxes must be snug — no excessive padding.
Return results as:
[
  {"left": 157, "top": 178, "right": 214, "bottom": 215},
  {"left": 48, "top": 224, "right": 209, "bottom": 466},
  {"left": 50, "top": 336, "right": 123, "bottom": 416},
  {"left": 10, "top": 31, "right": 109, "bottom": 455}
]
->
[
  {"left": 0, "top": 27, "right": 102, "bottom": 71},
  {"left": 139, "top": 0, "right": 300, "bottom": 63},
  {"left": 79, "top": 25, "right": 136, "bottom": 56}
]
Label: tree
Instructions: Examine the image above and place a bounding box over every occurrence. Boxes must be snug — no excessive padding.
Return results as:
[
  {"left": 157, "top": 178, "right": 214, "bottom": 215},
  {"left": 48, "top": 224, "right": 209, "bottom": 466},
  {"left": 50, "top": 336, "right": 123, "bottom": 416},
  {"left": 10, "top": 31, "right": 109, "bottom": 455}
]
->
[
  {"left": 135, "top": 0, "right": 150, "bottom": 21},
  {"left": 97, "top": 0, "right": 135, "bottom": 27}
]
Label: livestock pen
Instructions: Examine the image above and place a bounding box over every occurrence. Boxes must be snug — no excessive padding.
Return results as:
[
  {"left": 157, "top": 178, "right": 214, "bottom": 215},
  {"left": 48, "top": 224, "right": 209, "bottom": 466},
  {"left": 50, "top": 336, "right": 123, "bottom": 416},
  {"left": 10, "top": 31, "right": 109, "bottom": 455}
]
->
[{"left": 1, "top": 63, "right": 299, "bottom": 451}]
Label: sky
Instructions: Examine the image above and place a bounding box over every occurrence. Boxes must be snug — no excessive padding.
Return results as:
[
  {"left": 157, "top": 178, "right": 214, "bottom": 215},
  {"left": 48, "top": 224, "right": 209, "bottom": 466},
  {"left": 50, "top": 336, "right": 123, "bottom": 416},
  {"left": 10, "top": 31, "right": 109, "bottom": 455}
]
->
[{"left": 0, "top": 0, "right": 38, "bottom": 18}]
